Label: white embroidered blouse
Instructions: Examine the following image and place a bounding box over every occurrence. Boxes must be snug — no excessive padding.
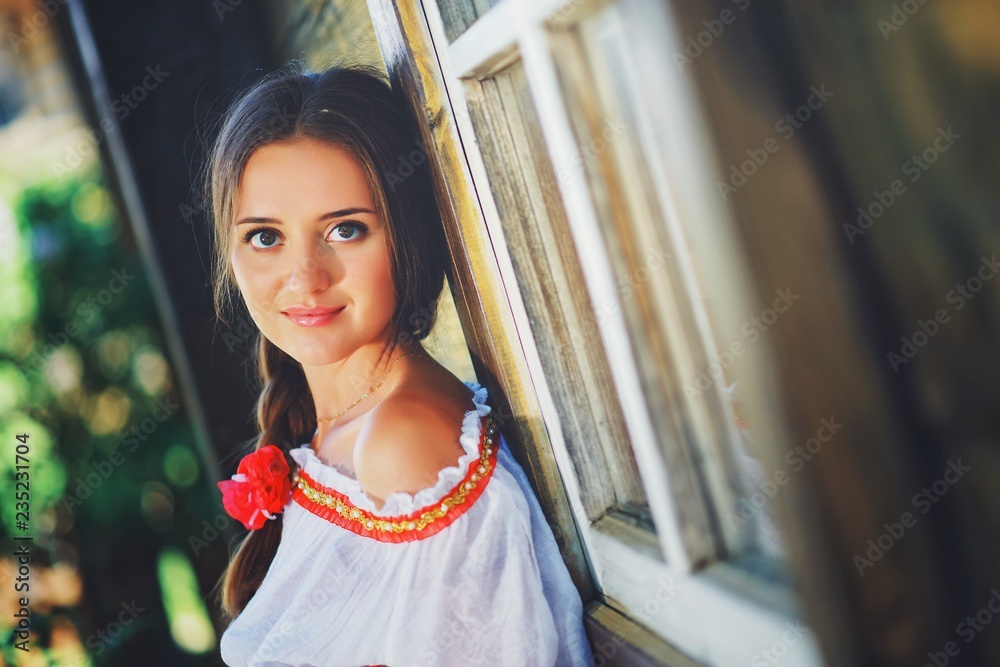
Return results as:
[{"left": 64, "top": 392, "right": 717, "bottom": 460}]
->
[{"left": 219, "top": 381, "right": 594, "bottom": 667}]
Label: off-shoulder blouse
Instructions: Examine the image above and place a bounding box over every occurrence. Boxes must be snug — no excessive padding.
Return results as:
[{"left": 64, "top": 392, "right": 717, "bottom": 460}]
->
[{"left": 220, "top": 381, "right": 593, "bottom": 666}]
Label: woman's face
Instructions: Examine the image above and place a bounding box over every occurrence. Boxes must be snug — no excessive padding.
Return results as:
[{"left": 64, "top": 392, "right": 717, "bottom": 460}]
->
[{"left": 231, "top": 137, "right": 396, "bottom": 366}]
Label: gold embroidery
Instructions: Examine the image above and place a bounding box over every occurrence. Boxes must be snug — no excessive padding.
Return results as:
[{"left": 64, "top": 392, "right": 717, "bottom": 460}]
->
[{"left": 295, "top": 417, "right": 498, "bottom": 535}]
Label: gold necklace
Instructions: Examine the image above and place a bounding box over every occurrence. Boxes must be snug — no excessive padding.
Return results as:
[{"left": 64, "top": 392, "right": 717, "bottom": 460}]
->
[{"left": 315, "top": 352, "right": 423, "bottom": 424}]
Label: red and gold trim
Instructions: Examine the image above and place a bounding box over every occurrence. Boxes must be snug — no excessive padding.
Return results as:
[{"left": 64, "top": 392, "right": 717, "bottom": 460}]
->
[{"left": 292, "top": 416, "right": 499, "bottom": 542}]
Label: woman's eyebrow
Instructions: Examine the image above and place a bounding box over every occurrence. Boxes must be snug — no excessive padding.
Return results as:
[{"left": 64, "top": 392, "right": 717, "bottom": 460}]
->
[
  {"left": 318, "top": 207, "right": 376, "bottom": 220},
  {"left": 235, "top": 207, "right": 376, "bottom": 226},
  {"left": 235, "top": 216, "right": 278, "bottom": 226}
]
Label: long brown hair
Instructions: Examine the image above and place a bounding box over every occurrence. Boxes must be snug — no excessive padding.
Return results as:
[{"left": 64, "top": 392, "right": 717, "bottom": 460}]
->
[{"left": 206, "top": 63, "right": 449, "bottom": 619}]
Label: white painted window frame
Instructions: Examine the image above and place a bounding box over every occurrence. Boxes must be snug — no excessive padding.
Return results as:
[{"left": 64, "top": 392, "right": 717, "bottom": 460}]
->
[{"left": 419, "top": 0, "right": 825, "bottom": 663}]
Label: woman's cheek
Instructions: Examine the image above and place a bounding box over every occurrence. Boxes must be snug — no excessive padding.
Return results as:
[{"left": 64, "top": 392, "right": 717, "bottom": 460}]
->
[
  {"left": 371, "top": 270, "right": 396, "bottom": 317},
  {"left": 234, "top": 270, "right": 274, "bottom": 329}
]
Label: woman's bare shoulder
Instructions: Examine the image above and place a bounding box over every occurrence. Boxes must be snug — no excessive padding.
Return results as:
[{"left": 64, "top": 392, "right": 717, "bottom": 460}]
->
[{"left": 352, "top": 358, "right": 476, "bottom": 507}]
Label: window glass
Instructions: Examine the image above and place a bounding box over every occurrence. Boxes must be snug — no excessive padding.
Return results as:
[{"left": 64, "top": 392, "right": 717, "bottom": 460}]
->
[{"left": 552, "top": 2, "right": 791, "bottom": 576}]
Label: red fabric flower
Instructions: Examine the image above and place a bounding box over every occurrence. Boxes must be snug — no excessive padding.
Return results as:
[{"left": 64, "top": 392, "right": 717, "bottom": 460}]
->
[{"left": 217, "top": 444, "right": 292, "bottom": 530}]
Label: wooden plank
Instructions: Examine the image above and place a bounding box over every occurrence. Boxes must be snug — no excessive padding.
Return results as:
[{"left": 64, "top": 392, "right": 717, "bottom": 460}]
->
[
  {"left": 516, "top": 18, "right": 698, "bottom": 570},
  {"left": 462, "top": 66, "right": 650, "bottom": 521},
  {"left": 584, "top": 601, "right": 705, "bottom": 667}
]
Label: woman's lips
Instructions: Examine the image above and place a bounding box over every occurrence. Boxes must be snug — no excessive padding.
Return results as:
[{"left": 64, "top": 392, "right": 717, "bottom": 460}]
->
[{"left": 281, "top": 307, "right": 345, "bottom": 327}]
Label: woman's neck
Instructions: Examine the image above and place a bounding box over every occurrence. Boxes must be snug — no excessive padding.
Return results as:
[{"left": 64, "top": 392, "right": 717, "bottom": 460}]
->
[{"left": 302, "top": 341, "right": 427, "bottom": 437}]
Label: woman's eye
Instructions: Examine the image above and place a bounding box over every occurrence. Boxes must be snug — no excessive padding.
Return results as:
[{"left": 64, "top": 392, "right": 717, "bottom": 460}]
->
[
  {"left": 245, "top": 228, "right": 281, "bottom": 249},
  {"left": 330, "top": 222, "right": 368, "bottom": 242}
]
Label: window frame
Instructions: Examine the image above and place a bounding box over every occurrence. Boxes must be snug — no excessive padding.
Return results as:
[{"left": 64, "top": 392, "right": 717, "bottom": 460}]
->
[{"left": 365, "top": 0, "right": 824, "bottom": 662}]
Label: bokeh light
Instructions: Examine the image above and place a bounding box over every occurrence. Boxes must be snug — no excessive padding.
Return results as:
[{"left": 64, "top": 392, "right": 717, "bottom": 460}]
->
[
  {"left": 163, "top": 444, "right": 200, "bottom": 488},
  {"left": 157, "top": 549, "right": 217, "bottom": 654},
  {"left": 132, "top": 347, "right": 172, "bottom": 396}
]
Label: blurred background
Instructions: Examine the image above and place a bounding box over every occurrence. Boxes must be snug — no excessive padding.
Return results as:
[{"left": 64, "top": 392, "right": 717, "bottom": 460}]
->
[
  {"left": 0, "top": 1, "right": 392, "bottom": 665},
  {"left": 0, "top": 0, "right": 998, "bottom": 665}
]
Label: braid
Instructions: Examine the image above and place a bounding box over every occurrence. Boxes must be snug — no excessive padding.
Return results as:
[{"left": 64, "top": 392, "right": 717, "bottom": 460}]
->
[
  {"left": 257, "top": 339, "right": 315, "bottom": 446},
  {"left": 219, "top": 334, "right": 315, "bottom": 619}
]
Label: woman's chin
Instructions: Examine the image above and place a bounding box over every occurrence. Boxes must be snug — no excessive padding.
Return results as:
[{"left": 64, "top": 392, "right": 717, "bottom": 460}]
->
[
  {"left": 292, "top": 351, "right": 344, "bottom": 368},
  {"left": 268, "top": 338, "right": 346, "bottom": 367}
]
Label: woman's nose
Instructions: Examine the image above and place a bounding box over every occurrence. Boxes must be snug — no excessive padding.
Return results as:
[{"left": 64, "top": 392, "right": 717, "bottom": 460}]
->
[{"left": 285, "top": 243, "right": 334, "bottom": 294}]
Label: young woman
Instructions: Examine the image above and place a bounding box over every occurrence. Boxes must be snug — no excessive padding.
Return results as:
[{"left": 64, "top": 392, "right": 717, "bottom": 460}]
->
[{"left": 209, "top": 65, "right": 594, "bottom": 666}]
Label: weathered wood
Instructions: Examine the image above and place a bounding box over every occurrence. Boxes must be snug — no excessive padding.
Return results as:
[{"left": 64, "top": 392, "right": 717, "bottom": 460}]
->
[
  {"left": 462, "top": 64, "right": 649, "bottom": 521},
  {"left": 584, "top": 601, "right": 704, "bottom": 667},
  {"left": 434, "top": 0, "right": 504, "bottom": 43}
]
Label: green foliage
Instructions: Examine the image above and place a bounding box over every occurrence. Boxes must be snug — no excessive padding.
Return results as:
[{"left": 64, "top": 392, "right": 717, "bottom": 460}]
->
[{"left": 0, "top": 169, "right": 222, "bottom": 665}]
